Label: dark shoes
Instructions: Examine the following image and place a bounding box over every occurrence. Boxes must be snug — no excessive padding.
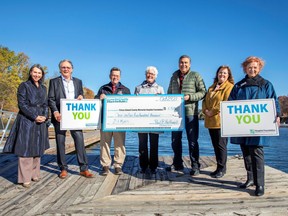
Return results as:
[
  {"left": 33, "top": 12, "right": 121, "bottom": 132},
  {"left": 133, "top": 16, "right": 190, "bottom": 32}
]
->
[
  {"left": 190, "top": 169, "right": 200, "bottom": 176},
  {"left": 239, "top": 180, "right": 254, "bottom": 188},
  {"left": 102, "top": 166, "right": 122, "bottom": 175},
  {"left": 102, "top": 166, "right": 110, "bottom": 176},
  {"left": 239, "top": 180, "right": 264, "bottom": 196},
  {"left": 255, "top": 186, "right": 264, "bottom": 196},
  {"left": 210, "top": 170, "right": 218, "bottom": 176},
  {"left": 210, "top": 169, "right": 226, "bottom": 178},
  {"left": 165, "top": 165, "right": 184, "bottom": 172},
  {"left": 115, "top": 167, "right": 123, "bottom": 175},
  {"left": 59, "top": 170, "right": 68, "bottom": 179},
  {"left": 213, "top": 171, "right": 225, "bottom": 178},
  {"left": 80, "top": 170, "right": 94, "bottom": 178}
]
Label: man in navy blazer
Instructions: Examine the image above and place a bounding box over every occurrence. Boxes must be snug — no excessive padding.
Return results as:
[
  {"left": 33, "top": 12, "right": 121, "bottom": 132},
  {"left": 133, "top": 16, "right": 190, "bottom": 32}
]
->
[{"left": 48, "top": 59, "right": 93, "bottom": 179}]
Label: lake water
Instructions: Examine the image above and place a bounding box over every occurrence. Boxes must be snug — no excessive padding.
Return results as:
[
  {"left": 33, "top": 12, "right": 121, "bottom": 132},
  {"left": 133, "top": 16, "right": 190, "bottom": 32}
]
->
[{"left": 87, "top": 120, "right": 288, "bottom": 173}]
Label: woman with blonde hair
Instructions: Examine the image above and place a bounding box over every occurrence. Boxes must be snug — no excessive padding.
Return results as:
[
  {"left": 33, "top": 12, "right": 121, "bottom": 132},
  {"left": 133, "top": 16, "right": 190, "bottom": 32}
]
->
[{"left": 229, "top": 56, "right": 280, "bottom": 196}]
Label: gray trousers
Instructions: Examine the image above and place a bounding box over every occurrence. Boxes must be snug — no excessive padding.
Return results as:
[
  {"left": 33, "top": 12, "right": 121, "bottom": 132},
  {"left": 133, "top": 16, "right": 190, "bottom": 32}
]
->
[
  {"left": 53, "top": 122, "right": 88, "bottom": 172},
  {"left": 18, "top": 157, "right": 40, "bottom": 183}
]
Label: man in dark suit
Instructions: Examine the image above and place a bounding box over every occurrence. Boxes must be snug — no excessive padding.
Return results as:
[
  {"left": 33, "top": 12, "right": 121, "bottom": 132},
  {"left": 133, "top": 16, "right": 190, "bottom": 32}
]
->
[{"left": 48, "top": 59, "right": 93, "bottom": 179}]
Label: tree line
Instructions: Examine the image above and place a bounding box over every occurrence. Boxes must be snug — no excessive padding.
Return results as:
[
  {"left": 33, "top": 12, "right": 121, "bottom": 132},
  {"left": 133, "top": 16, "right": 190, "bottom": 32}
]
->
[
  {"left": 0, "top": 46, "right": 95, "bottom": 112},
  {"left": 1, "top": 45, "right": 287, "bottom": 119}
]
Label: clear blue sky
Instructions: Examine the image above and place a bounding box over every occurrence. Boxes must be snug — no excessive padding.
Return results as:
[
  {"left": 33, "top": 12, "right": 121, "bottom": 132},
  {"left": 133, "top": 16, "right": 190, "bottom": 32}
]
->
[{"left": 1, "top": 0, "right": 287, "bottom": 96}]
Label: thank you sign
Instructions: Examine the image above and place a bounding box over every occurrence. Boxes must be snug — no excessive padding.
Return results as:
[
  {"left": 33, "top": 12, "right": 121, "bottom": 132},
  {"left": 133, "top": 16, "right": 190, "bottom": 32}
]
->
[
  {"left": 60, "top": 99, "right": 101, "bottom": 130},
  {"left": 221, "top": 99, "right": 279, "bottom": 137}
]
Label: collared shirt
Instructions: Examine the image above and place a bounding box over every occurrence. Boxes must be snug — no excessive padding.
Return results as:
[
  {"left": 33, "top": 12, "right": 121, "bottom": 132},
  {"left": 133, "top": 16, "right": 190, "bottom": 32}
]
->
[
  {"left": 112, "top": 85, "right": 116, "bottom": 94},
  {"left": 179, "top": 71, "right": 186, "bottom": 92},
  {"left": 61, "top": 76, "right": 75, "bottom": 99}
]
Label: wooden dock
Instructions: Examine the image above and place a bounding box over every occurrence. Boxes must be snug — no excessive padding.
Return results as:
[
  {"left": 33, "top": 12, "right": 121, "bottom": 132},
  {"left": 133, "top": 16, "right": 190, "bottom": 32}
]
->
[
  {"left": 45, "top": 129, "right": 101, "bottom": 154},
  {"left": 0, "top": 153, "right": 287, "bottom": 215}
]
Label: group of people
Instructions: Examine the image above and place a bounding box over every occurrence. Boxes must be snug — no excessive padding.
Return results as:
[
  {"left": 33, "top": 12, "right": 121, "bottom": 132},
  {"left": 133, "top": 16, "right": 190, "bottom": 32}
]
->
[{"left": 3, "top": 55, "right": 280, "bottom": 197}]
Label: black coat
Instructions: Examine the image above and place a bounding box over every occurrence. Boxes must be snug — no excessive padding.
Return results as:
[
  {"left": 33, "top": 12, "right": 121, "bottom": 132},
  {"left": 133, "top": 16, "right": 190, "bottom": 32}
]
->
[
  {"left": 95, "top": 82, "right": 131, "bottom": 123},
  {"left": 95, "top": 82, "right": 131, "bottom": 98},
  {"left": 48, "top": 76, "right": 83, "bottom": 125},
  {"left": 3, "top": 80, "right": 50, "bottom": 157}
]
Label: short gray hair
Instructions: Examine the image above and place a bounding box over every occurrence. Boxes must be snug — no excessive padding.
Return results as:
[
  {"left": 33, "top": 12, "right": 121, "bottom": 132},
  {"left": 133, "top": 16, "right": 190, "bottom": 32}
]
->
[
  {"left": 145, "top": 66, "right": 158, "bottom": 78},
  {"left": 58, "top": 59, "right": 74, "bottom": 69},
  {"left": 179, "top": 55, "right": 191, "bottom": 63}
]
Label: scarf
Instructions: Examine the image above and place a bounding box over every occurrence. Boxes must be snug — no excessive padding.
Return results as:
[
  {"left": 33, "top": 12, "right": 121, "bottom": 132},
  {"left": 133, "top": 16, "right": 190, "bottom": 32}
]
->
[
  {"left": 141, "top": 80, "right": 155, "bottom": 87},
  {"left": 238, "top": 75, "right": 266, "bottom": 88}
]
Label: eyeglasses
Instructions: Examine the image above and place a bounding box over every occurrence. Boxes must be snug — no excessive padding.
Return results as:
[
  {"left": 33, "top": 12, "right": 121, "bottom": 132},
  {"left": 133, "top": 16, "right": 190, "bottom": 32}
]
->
[
  {"left": 61, "top": 66, "right": 72, "bottom": 69},
  {"left": 146, "top": 72, "right": 156, "bottom": 76}
]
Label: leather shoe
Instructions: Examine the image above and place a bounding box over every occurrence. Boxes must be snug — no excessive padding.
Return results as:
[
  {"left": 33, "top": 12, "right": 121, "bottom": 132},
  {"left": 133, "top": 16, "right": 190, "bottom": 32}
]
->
[
  {"left": 210, "top": 169, "right": 226, "bottom": 177},
  {"left": 239, "top": 180, "right": 254, "bottom": 188},
  {"left": 210, "top": 170, "right": 218, "bottom": 176},
  {"left": 115, "top": 167, "right": 123, "bottom": 175},
  {"left": 102, "top": 166, "right": 110, "bottom": 176},
  {"left": 255, "top": 186, "right": 264, "bottom": 196},
  {"left": 165, "top": 165, "right": 184, "bottom": 172},
  {"left": 80, "top": 170, "right": 94, "bottom": 178},
  {"left": 212, "top": 171, "right": 225, "bottom": 178},
  {"left": 59, "top": 170, "right": 68, "bottom": 179}
]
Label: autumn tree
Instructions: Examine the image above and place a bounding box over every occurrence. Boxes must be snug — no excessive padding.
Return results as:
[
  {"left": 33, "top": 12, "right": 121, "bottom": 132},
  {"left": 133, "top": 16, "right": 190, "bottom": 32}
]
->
[
  {"left": 278, "top": 96, "right": 288, "bottom": 117},
  {"left": 0, "top": 46, "right": 30, "bottom": 111},
  {"left": 83, "top": 87, "right": 95, "bottom": 99},
  {"left": 0, "top": 46, "right": 51, "bottom": 112}
]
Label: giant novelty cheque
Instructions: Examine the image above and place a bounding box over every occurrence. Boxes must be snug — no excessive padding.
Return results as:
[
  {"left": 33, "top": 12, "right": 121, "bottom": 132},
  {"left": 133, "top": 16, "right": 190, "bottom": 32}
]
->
[
  {"left": 220, "top": 99, "right": 279, "bottom": 137},
  {"left": 102, "top": 95, "right": 184, "bottom": 132},
  {"left": 60, "top": 99, "right": 101, "bottom": 130}
]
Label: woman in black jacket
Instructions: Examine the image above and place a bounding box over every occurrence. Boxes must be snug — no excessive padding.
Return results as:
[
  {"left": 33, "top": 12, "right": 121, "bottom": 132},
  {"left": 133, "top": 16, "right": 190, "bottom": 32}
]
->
[{"left": 3, "top": 64, "right": 49, "bottom": 188}]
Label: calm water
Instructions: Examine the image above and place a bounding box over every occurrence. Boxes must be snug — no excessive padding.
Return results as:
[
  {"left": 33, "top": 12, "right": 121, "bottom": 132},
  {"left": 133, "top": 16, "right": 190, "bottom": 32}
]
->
[{"left": 87, "top": 120, "right": 288, "bottom": 173}]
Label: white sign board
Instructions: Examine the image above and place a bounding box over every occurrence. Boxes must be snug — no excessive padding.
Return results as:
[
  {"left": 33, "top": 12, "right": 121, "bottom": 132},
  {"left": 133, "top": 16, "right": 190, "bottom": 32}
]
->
[
  {"left": 103, "top": 94, "right": 185, "bottom": 131},
  {"left": 60, "top": 99, "right": 101, "bottom": 130},
  {"left": 221, "top": 99, "right": 279, "bottom": 137}
]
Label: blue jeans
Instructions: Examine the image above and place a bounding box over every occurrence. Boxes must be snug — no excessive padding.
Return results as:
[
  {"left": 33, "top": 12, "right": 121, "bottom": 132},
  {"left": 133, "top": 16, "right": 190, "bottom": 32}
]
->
[{"left": 171, "top": 115, "right": 200, "bottom": 170}]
